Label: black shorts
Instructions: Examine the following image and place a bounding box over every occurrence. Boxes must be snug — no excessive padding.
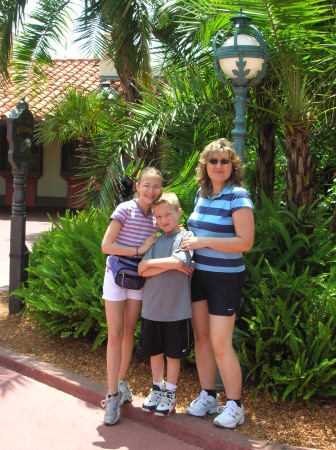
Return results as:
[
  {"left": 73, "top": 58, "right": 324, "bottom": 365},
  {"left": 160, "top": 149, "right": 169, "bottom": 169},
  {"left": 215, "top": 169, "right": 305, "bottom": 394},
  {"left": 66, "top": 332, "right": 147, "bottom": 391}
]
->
[
  {"left": 136, "top": 317, "right": 192, "bottom": 359},
  {"left": 191, "top": 269, "right": 245, "bottom": 317}
]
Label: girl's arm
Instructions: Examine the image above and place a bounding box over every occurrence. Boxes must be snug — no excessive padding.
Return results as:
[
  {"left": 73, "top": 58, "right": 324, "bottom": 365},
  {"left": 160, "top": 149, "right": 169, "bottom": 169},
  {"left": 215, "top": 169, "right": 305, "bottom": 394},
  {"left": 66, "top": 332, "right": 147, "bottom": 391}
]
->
[
  {"left": 101, "top": 220, "right": 157, "bottom": 256},
  {"left": 181, "top": 208, "right": 255, "bottom": 253}
]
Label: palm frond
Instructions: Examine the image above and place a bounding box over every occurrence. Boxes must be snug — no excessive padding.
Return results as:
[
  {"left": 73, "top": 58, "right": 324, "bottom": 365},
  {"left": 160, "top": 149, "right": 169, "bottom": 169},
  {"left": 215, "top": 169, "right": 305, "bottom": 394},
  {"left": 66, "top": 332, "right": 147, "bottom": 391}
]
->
[
  {"left": 34, "top": 87, "right": 115, "bottom": 145},
  {"left": 0, "top": 0, "right": 28, "bottom": 78},
  {"left": 72, "top": 1, "right": 106, "bottom": 58},
  {"left": 12, "top": 0, "right": 72, "bottom": 94},
  {"left": 99, "top": 0, "right": 154, "bottom": 86}
]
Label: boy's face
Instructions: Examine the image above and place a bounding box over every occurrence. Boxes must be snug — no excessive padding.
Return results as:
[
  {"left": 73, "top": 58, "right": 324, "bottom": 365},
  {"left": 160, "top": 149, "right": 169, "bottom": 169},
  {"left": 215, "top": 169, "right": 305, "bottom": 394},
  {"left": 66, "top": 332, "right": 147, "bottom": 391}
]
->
[{"left": 153, "top": 203, "right": 181, "bottom": 235}]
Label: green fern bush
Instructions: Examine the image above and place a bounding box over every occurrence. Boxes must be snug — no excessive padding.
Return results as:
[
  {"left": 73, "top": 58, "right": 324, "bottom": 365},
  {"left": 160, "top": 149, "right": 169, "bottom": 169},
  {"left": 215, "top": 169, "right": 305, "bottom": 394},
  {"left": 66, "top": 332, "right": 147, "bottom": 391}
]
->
[
  {"left": 237, "top": 195, "right": 336, "bottom": 402},
  {"left": 14, "top": 207, "right": 109, "bottom": 348}
]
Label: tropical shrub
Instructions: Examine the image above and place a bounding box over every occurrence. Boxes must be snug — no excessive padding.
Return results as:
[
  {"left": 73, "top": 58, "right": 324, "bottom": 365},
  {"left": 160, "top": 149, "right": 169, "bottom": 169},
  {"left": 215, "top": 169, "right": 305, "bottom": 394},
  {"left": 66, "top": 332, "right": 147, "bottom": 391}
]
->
[
  {"left": 237, "top": 195, "right": 336, "bottom": 402},
  {"left": 14, "top": 207, "right": 109, "bottom": 348}
]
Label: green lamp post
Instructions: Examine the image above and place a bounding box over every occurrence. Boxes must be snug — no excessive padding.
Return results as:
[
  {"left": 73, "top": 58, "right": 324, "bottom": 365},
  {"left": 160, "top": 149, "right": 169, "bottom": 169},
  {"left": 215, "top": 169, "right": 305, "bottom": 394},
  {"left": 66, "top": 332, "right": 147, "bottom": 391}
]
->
[
  {"left": 214, "top": 9, "right": 267, "bottom": 162},
  {"left": 213, "top": 10, "right": 267, "bottom": 391}
]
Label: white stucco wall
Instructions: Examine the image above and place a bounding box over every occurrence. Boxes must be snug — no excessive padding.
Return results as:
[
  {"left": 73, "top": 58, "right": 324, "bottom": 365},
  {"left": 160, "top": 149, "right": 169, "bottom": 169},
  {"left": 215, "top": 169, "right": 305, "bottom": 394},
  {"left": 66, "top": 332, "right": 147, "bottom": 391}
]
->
[
  {"left": 37, "top": 141, "right": 67, "bottom": 197},
  {"left": 99, "top": 58, "right": 118, "bottom": 77}
]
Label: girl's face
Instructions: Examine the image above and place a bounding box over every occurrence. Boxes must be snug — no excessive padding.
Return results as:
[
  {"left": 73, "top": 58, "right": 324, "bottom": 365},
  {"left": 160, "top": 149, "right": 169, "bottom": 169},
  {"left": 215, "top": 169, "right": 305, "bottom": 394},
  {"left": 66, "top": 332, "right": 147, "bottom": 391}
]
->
[{"left": 136, "top": 174, "right": 162, "bottom": 205}]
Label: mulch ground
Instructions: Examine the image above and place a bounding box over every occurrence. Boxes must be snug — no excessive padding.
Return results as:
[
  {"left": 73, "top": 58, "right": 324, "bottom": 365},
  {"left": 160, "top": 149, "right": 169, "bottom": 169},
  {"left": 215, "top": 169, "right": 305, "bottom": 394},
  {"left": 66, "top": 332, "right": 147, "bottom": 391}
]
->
[{"left": 0, "top": 292, "right": 335, "bottom": 449}]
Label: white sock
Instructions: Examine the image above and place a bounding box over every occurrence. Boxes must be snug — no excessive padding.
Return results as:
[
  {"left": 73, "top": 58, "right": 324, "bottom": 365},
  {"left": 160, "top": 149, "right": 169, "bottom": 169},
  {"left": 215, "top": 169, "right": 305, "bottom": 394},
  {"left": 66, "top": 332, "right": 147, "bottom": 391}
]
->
[
  {"left": 153, "top": 380, "right": 164, "bottom": 390},
  {"left": 165, "top": 382, "right": 177, "bottom": 392}
]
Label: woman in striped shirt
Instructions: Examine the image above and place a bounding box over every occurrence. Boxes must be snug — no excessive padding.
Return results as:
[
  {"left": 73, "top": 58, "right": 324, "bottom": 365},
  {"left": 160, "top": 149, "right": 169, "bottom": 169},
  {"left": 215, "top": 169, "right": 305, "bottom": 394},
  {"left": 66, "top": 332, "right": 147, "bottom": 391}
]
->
[{"left": 181, "top": 138, "right": 254, "bottom": 429}]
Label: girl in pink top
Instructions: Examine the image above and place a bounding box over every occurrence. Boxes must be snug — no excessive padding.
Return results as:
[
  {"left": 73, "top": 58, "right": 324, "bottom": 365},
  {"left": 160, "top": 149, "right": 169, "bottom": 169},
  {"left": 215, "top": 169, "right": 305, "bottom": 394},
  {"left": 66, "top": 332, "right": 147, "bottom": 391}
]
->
[{"left": 101, "top": 167, "right": 163, "bottom": 425}]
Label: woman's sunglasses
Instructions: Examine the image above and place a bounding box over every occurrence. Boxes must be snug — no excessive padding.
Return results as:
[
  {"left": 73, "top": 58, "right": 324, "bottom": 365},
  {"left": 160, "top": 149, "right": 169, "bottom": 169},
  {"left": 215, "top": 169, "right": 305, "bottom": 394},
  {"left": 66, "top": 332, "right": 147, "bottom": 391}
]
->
[{"left": 208, "top": 158, "right": 230, "bottom": 165}]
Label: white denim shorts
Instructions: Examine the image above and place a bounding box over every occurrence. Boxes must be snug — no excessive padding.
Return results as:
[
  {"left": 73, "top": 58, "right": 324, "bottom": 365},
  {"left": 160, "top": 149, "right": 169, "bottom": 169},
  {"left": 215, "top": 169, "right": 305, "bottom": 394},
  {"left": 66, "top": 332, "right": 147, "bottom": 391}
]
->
[{"left": 102, "top": 260, "right": 143, "bottom": 302}]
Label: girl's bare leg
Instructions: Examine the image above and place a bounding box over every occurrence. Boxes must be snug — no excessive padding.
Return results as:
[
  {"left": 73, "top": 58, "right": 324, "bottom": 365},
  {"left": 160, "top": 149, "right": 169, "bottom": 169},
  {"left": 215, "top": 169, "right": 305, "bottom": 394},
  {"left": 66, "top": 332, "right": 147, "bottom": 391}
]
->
[
  {"left": 105, "top": 300, "right": 125, "bottom": 394},
  {"left": 119, "top": 298, "right": 142, "bottom": 380}
]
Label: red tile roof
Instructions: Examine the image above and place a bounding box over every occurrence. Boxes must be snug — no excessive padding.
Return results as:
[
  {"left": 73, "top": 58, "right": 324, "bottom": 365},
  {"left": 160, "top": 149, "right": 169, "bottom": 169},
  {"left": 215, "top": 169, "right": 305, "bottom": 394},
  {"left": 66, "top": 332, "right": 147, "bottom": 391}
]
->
[{"left": 0, "top": 59, "right": 102, "bottom": 120}]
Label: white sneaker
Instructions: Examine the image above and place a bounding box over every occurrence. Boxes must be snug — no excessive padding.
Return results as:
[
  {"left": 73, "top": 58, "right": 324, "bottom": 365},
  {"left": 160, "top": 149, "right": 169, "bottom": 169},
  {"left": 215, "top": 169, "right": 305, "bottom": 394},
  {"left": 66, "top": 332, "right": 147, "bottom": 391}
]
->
[
  {"left": 101, "top": 390, "right": 125, "bottom": 425},
  {"left": 186, "top": 390, "right": 219, "bottom": 417},
  {"left": 154, "top": 390, "right": 176, "bottom": 417},
  {"left": 214, "top": 401, "right": 244, "bottom": 429},
  {"left": 118, "top": 380, "right": 132, "bottom": 403},
  {"left": 142, "top": 386, "right": 163, "bottom": 413}
]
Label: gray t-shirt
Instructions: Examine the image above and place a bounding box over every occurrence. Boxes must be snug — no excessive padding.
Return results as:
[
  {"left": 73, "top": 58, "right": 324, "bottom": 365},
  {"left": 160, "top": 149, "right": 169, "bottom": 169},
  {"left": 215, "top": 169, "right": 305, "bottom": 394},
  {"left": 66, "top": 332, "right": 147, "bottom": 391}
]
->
[{"left": 141, "top": 231, "right": 194, "bottom": 322}]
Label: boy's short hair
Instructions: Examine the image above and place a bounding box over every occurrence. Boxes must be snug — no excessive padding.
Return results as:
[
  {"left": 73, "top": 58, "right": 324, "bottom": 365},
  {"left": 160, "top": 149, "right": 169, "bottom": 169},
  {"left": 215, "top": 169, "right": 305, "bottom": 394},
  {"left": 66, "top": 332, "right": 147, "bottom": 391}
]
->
[{"left": 152, "top": 192, "right": 180, "bottom": 211}]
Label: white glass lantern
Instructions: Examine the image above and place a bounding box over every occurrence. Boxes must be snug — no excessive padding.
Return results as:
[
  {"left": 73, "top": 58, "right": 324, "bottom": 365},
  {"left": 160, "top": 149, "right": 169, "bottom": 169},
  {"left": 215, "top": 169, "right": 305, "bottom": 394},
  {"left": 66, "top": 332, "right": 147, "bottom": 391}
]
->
[{"left": 219, "top": 34, "right": 264, "bottom": 80}]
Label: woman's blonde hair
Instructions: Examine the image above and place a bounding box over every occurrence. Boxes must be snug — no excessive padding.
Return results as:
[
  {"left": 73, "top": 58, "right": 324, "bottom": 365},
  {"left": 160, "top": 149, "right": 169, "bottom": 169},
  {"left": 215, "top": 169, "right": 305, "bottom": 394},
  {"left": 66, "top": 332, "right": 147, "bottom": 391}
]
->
[{"left": 196, "top": 138, "right": 245, "bottom": 198}]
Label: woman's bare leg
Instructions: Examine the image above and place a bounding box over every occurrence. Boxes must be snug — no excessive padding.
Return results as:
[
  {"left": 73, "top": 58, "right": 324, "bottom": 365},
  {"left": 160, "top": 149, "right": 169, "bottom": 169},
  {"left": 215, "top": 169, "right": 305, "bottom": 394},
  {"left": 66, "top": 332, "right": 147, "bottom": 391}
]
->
[
  {"left": 191, "top": 300, "right": 217, "bottom": 390},
  {"left": 210, "top": 313, "right": 242, "bottom": 399}
]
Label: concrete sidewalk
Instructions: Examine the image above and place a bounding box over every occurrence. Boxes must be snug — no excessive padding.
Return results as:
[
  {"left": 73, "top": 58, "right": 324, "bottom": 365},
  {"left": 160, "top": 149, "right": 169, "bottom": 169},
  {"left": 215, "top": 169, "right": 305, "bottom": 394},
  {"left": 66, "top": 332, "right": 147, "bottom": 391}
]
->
[
  {"left": 0, "top": 347, "right": 310, "bottom": 450},
  {"left": 0, "top": 206, "right": 64, "bottom": 292},
  {"left": 0, "top": 359, "right": 199, "bottom": 450}
]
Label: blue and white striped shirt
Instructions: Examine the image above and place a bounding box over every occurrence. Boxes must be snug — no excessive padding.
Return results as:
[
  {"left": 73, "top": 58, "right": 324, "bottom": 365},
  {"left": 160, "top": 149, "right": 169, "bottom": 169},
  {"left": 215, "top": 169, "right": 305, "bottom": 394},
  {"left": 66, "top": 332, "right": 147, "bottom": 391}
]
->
[{"left": 187, "top": 183, "right": 254, "bottom": 273}]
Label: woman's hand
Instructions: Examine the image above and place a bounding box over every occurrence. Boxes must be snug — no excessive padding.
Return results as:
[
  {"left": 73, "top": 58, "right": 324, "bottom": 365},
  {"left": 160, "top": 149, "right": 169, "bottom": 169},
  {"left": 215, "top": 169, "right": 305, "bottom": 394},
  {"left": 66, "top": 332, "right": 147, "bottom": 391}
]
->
[
  {"left": 180, "top": 208, "right": 255, "bottom": 254},
  {"left": 180, "top": 236, "right": 199, "bottom": 252},
  {"left": 138, "top": 233, "right": 157, "bottom": 255}
]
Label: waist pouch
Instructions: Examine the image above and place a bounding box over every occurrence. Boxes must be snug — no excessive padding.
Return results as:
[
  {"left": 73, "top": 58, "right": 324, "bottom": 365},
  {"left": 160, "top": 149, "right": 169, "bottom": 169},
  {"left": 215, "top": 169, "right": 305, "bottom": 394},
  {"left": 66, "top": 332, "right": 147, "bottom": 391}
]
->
[{"left": 108, "top": 255, "right": 145, "bottom": 290}]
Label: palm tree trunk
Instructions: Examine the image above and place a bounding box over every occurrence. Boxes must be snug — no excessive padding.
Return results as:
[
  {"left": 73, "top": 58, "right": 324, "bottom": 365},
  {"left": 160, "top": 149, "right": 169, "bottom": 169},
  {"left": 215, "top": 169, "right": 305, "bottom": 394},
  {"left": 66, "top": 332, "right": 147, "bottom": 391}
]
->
[
  {"left": 117, "top": 49, "right": 138, "bottom": 103},
  {"left": 256, "top": 117, "right": 275, "bottom": 207},
  {"left": 285, "top": 128, "right": 314, "bottom": 207}
]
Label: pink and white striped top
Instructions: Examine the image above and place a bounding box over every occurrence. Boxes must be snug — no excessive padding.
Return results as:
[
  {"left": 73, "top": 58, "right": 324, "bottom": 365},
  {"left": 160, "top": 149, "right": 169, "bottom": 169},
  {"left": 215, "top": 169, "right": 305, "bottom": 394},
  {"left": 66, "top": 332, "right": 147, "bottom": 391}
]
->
[{"left": 111, "top": 199, "right": 157, "bottom": 256}]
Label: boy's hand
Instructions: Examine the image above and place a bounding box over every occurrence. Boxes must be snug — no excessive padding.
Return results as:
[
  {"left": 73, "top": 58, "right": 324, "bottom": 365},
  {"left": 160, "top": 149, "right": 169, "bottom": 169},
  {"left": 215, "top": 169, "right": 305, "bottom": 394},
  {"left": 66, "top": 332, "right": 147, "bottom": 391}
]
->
[
  {"left": 138, "top": 259, "right": 149, "bottom": 275},
  {"left": 177, "top": 264, "right": 194, "bottom": 275}
]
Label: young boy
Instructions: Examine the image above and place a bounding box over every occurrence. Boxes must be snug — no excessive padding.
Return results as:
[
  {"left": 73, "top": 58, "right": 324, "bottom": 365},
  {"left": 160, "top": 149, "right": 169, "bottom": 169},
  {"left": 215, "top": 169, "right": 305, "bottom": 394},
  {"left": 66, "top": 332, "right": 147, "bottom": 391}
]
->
[{"left": 137, "top": 192, "right": 194, "bottom": 417}]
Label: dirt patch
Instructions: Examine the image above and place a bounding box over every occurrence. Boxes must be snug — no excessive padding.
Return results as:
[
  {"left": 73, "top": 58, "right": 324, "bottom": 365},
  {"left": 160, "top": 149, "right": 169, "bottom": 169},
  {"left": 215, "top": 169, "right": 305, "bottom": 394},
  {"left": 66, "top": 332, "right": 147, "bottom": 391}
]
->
[{"left": 0, "top": 292, "right": 335, "bottom": 449}]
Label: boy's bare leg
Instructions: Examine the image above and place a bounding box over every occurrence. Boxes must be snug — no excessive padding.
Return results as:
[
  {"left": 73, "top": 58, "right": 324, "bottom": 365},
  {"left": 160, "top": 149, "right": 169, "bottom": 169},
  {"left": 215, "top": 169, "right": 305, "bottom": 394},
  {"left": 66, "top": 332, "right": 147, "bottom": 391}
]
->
[
  {"left": 153, "top": 356, "right": 179, "bottom": 416},
  {"left": 150, "top": 353, "right": 165, "bottom": 383},
  {"left": 166, "top": 357, "right": 180, "bottom": 386}
]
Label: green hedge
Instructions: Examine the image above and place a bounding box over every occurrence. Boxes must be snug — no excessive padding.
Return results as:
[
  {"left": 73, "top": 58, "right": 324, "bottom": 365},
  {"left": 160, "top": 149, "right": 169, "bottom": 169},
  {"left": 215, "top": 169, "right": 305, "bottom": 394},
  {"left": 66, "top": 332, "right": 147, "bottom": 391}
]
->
[
  {"left": 15, "top": 207, "right": 108, "bottom": 348},
  {"left": 237, "top": 195, "right": 336, "bottom": 402}
]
